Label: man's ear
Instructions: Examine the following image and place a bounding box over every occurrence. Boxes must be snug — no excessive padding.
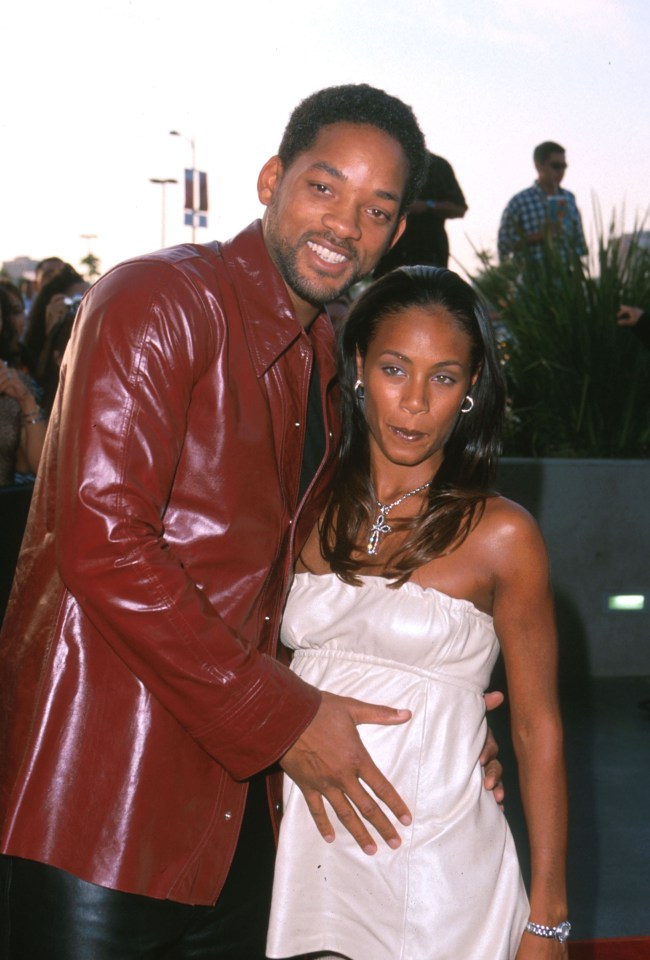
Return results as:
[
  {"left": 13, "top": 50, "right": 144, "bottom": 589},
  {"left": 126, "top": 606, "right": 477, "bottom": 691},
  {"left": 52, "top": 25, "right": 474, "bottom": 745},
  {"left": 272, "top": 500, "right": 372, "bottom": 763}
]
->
[
  {"left": 257, "top": 156, "right": 283, "bottom": 207},
  {"left": 387, "top": 214, "right": 407, "bottom": 251},
  {"left": 355, "top": 348, "right": 364, "bottom": 382}
]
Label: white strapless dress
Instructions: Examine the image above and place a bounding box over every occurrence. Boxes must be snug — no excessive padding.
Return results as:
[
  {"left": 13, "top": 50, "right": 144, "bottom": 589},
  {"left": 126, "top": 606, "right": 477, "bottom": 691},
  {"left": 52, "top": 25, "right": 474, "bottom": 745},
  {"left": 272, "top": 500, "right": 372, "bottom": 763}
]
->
[{"left": 266, "top": 573, "right": 529, "bottom": 960}]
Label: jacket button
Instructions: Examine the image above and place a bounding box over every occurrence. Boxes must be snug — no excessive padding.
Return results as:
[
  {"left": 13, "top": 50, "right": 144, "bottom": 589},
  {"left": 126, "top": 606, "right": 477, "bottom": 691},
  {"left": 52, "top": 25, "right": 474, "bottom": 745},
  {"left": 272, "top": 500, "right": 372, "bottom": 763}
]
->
[
  {"left": 224, "top": 810, "right": 232, "bottom": 821},
  {"left": 264, "top": 615, "right": 270, "bottom": 621},
  {"left": 295, "top": 421, "right": 300, "bottom": 427},
  {"left": 275, "top": 802, "right": 281, "bottom": 812}
]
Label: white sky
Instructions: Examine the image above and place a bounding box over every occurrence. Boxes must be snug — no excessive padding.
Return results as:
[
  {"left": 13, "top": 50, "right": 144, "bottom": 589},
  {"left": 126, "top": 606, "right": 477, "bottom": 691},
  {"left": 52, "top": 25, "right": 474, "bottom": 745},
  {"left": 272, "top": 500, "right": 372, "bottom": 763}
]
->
[{"left": 2, "top": 0, "right": 648, "bottom": 280}]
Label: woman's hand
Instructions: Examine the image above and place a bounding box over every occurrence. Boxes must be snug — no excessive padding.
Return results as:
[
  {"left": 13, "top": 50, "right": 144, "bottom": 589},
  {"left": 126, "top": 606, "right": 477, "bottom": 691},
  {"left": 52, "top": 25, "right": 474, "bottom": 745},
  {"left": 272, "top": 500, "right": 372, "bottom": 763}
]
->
[
  {"left": 481, "top": 690, "right": 505, "bottom": 805},
  {"left": 45, "top": 293, "right": 70, "bottom": 335},
  {"left": 0, "top": 362, "right": 31, "bottom": 404}
]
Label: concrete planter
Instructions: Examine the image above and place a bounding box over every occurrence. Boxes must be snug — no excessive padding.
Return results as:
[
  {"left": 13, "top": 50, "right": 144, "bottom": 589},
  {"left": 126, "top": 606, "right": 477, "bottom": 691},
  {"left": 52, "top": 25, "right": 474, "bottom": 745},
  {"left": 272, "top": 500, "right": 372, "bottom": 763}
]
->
[{"left": 497, "top": 458, "right": 650, "bottom": 679}]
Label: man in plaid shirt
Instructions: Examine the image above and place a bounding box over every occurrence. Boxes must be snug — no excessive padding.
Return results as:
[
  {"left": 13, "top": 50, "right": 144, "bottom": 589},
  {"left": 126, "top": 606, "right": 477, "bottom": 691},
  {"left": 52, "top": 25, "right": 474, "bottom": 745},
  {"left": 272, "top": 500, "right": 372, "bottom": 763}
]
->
[{"left": 497, "top": 141, "right": 586, "bottom": 263}]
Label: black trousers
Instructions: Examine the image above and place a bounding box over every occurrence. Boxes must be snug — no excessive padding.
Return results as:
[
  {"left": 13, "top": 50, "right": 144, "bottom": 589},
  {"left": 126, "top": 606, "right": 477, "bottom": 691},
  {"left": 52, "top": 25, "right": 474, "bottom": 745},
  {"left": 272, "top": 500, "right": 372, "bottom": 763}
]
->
[{"left": 0, "top": 776, "right": 276, "bottom": 960}]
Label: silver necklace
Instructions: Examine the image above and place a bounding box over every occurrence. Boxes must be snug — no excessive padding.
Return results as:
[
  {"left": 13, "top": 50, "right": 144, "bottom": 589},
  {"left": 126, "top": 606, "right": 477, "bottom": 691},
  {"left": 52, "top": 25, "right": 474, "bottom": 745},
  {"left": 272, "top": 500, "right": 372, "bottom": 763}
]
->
[{"left": 367, "top": 481, "right": 433, "bottom": 556}]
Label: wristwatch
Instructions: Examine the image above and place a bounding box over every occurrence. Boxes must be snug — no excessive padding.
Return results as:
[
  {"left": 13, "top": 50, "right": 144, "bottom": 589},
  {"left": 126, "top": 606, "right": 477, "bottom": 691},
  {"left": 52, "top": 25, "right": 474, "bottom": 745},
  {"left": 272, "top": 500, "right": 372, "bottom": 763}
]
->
[{"left": 526, "top": 919, "right": 571, "bottom": 942}]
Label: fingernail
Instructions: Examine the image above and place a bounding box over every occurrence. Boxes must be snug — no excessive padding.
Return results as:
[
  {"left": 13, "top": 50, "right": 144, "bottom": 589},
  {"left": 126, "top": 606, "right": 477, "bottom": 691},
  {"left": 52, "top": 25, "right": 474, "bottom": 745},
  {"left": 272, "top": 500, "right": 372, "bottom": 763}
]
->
[
  {"left": 388, "top": 837, "right": 401, "bottom": 849},
  {"left": 323, "top": 834, "right": 335, "bottom": 844},
  {"left": 399, "top": 814, "right": 412, "bottom": 825},
  {"left": 363, "top": 843, "right": 377, "bottom": 855}
]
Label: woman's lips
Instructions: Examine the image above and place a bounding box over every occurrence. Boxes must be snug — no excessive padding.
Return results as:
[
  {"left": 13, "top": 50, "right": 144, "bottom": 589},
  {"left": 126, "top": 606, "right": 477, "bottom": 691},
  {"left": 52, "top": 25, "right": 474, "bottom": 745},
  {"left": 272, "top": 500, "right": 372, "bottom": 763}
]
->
[{"left": 390, "top": 425, "right": 427, "bottom": 441}]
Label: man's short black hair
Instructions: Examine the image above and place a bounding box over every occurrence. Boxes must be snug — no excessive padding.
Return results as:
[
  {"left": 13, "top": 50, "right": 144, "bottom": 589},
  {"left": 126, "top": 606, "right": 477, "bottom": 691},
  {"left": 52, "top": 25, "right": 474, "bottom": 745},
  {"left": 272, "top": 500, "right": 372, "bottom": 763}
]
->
[
  {"left": 533, "top": 141, "right": 565, "bottom": 165},
  {"left": 277, "top": 84, "right": 428, "bottom": 212}
]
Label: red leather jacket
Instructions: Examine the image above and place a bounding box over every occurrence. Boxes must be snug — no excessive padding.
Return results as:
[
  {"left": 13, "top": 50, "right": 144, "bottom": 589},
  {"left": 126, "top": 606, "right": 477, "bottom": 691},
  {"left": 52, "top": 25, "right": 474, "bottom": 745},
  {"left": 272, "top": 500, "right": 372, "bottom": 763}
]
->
[{"left": 0, "top": 221, "right": 339, "bottom": 905}]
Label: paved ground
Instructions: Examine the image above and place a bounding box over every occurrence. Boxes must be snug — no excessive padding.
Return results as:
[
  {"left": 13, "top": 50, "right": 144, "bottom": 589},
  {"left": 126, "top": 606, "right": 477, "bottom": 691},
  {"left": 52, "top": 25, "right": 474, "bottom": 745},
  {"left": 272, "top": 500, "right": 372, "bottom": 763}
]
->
[{"left": 491, "top": 674, "right": 650, "bottom": 939}]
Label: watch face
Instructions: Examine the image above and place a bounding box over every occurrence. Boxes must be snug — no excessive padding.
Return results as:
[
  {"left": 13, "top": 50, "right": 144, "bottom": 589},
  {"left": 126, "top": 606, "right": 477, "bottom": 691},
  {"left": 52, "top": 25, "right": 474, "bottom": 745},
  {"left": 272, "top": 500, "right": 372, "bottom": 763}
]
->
[{"left": 557, "top": 921, "right": 571, "bottom": 942}]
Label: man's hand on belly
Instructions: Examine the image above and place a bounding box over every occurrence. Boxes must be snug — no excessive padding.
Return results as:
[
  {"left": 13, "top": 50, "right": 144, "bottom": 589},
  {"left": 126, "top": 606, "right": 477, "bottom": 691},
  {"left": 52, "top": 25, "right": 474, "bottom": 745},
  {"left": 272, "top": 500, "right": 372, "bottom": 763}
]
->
[{"left": 279, "top": 690, "right": 412, "bottom": 855}]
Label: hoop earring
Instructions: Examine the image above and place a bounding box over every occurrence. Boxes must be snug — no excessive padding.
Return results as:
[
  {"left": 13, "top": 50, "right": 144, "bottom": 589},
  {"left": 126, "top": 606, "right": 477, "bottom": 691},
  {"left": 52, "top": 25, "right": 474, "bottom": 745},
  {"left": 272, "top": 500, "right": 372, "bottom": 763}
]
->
[
  {"left": 460, "top": 395, "right": 474, "bottom": 414},
  {"left": 354, "top": 379, "right": 365, "bottom": 401}
]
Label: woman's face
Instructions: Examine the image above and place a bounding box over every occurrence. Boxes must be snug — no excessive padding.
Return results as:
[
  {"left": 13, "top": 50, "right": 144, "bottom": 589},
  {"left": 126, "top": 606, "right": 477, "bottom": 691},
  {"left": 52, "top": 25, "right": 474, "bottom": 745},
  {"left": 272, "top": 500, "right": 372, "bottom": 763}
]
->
[
  {"left": 5, "top": 293, "right": 26, "bottom": 339},
  {"left": 356, "top": 304, "right": 477, "bottom": 477}
]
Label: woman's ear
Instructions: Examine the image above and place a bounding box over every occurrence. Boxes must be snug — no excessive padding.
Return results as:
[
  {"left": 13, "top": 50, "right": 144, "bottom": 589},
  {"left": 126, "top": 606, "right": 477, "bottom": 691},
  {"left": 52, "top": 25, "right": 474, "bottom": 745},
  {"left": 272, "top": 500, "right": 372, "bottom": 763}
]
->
[{"left": 257, "top": 156, "right": 283, "bottom": 207}]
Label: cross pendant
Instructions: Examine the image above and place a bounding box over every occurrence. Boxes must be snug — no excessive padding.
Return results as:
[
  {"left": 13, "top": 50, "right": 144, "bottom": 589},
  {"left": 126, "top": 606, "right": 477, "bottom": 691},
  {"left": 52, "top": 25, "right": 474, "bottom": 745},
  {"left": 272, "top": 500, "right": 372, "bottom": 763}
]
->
[{"left": 367, "top": 511, "right": 392, "bottom": 555}]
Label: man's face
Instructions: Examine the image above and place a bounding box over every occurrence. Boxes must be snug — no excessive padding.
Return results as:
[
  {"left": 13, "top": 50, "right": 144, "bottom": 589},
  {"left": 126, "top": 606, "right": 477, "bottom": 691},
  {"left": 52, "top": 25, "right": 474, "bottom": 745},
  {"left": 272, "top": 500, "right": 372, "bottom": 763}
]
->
[
  {"left": 258, "top": 123, "right": 409, "bottom": 324},
  {"left": 535, "top": 151, "right": 567, "bottom": 193}
]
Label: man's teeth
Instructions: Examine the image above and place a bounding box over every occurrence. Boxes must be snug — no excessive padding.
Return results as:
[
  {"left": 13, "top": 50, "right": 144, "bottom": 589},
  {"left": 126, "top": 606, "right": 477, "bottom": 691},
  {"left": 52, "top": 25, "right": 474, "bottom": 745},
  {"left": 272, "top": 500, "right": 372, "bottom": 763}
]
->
[{"left": 307, "top": 241, "right": 347, "bottom": 264}]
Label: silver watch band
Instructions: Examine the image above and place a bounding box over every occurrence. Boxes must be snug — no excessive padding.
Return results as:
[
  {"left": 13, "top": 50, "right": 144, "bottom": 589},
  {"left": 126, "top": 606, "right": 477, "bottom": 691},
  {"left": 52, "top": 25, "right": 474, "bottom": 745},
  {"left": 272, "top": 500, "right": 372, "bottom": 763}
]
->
[{"left": 526, "top": 919, "right": 572, "bottom": 942}]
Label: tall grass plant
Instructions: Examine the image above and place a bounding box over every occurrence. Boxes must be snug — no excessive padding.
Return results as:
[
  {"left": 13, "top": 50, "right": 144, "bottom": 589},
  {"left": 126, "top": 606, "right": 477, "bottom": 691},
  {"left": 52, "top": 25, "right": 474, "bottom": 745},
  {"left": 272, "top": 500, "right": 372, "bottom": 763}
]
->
[{"left": 472, "top": 212, "right": 650, "bottom": 458}]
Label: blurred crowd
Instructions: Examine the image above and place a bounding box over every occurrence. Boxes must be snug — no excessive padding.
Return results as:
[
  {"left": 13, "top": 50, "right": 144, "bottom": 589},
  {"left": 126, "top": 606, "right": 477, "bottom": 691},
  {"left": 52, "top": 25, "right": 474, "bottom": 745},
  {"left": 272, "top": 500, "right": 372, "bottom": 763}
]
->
[{"left": 0, "top": 257, "right": 90, "bottom": 486}]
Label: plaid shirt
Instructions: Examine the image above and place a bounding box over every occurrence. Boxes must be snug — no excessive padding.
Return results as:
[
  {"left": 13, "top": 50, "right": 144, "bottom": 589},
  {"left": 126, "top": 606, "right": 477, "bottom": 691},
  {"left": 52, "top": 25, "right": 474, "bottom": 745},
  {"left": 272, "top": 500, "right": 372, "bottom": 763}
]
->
[{"left": 497, "top": 182, "right": 587, "bottom": 262}]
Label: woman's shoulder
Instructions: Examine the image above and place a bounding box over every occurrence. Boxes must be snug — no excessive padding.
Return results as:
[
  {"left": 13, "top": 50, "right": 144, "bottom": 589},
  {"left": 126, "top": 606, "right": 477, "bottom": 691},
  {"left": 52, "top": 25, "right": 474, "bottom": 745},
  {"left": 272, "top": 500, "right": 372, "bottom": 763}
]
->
[
  {"left": 473, "top": 494, "right": 547, "bottom": 561},
  {"left": 481, "top": 493, "right": 537, "bottom": 527}
]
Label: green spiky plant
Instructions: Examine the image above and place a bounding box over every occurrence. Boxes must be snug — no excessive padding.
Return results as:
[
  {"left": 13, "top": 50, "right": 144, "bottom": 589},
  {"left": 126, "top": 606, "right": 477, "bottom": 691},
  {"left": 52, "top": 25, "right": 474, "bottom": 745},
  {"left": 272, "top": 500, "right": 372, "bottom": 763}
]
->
[{"left": 471, "top": 211, "right": 650, "bottom": 458}]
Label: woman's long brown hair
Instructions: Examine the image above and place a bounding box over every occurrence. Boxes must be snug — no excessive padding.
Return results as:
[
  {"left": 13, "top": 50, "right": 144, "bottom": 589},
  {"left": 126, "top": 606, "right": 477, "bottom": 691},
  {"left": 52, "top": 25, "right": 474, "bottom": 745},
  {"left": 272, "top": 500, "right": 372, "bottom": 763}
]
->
[{"left": 321, "top": 266, "right": 506, "bottom": 586}]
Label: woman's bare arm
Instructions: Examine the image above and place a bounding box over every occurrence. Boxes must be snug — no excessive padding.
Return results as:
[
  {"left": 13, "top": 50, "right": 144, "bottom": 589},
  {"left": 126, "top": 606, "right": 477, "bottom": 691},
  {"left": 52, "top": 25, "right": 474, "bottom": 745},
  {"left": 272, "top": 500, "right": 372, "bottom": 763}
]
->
[{"left": 489, "top": 500, "right": 568, "bottom": 958}]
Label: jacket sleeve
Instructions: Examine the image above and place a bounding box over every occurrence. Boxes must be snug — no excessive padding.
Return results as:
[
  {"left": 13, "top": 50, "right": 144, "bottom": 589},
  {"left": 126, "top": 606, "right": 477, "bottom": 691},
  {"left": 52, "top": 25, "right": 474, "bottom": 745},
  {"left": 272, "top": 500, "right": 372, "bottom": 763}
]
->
[{"left": 53, "top": 257, "right": 320, "bottom": 780}]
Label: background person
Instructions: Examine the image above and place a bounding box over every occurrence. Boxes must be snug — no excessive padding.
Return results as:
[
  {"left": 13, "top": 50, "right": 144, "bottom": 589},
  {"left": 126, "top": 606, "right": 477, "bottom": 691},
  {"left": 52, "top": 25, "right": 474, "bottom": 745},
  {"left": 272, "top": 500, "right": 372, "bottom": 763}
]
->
[
  {"left": 0, "top": 281, "right": 28, "bottom": 345},
  {"left": 374, "top": 150, "right": 468, "bottom": 276},
  {"left": 0, "top": 286, "right": 46, "bottom": 486},
  {"left": 23, "top": 263, "right": 88, "bottom": 408},
  {"left": 617, "top": 304, "right": 650, "bottom": 351},
  {"left": 497, "top": 141, "right": 586, "bottom": 264},
  {"left": 33, "top": 256, "right": 65, "bottom": 294}
]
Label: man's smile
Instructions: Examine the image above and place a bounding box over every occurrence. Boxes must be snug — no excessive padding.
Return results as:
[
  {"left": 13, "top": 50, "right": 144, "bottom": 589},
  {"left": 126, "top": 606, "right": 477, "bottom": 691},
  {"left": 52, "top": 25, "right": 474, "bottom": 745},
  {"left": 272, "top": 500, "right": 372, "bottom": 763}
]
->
[{"left": 306, "top": 239, "right": 350, "bottom": 265}]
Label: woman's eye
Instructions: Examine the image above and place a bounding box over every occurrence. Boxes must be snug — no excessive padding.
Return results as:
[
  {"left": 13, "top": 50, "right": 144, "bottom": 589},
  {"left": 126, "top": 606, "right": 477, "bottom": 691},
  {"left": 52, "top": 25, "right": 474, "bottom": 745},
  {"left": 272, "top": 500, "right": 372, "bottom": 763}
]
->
[{"left": 382, "top": 365, "right": 404, "bottom": 377}]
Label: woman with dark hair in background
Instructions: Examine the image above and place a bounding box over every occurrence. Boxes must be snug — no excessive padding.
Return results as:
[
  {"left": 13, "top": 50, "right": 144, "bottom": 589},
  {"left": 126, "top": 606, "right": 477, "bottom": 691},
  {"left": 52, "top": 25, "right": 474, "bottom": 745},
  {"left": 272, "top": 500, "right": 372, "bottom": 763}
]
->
[
  {"left": 0, "top": 286, "right": 46, "bottom": 485},
  {"left": 23, "top": 263, "right": 89, "bottom": 411},
  {"left": 0, "top": 281, "right": 29, "bottom": 347},
  {"left": 267, "top": 266, "right": 568, "bottom": 960}
]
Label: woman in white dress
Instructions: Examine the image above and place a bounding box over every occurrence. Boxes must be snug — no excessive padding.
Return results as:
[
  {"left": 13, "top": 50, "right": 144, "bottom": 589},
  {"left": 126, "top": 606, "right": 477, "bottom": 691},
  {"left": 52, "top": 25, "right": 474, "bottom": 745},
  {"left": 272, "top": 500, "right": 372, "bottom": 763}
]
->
[{"left": 267, "top": 266, "right": 569, "bottom": 960}]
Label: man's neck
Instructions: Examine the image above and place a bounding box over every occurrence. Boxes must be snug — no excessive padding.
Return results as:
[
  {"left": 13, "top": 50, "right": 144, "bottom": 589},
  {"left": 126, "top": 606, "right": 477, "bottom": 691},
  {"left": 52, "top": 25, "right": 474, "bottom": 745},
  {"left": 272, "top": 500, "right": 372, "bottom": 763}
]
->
[
  {"left": 536, "top": 179, "right": 560, "bottom": 197},
  {"left": 291, "top": 295, "right": 322, "bottom": 330}
]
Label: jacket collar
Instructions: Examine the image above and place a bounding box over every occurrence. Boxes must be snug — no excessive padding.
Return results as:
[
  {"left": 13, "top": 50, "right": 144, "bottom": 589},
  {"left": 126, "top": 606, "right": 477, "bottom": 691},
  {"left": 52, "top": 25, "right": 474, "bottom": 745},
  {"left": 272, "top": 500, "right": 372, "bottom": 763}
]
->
[{"left": 217, "top": 220, "right": 333, "bottom": 378}]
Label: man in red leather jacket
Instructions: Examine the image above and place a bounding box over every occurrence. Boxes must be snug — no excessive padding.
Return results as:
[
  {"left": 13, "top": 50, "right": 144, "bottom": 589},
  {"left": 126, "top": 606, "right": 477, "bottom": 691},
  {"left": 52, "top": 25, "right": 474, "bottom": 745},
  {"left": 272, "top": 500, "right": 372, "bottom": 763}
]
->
[{"left": 0, "top": 86, "right": 499, "bottom": 959}]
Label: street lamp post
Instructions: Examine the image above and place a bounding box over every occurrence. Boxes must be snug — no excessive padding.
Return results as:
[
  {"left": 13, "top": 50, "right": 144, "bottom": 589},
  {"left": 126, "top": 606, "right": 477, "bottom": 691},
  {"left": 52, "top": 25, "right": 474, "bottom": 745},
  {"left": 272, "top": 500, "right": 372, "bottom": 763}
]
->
[
  {"left": 169, "top": 129, "right": 197, "bottom": 242},
  {"left": 149, "top": 178, "right": 178, "bottom": 247}
]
